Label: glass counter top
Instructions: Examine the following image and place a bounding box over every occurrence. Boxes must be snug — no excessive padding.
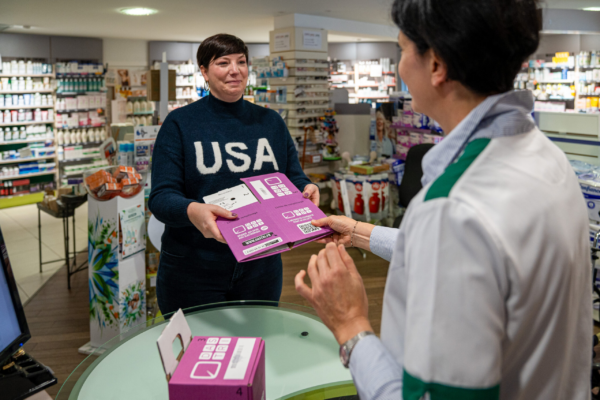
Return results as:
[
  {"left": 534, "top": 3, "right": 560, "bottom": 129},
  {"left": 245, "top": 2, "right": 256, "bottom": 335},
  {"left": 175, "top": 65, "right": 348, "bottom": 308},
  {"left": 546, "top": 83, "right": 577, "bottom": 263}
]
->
[{"left": 56, "top": 301, "right": 356, "bottom": 400}]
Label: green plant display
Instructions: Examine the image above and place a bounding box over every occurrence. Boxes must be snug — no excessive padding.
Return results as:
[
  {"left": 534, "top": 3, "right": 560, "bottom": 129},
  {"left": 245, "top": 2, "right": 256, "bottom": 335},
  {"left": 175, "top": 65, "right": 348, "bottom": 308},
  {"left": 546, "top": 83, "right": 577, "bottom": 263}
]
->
[
  {"left": 88, "top": 212, "right": 120, "bottom": 330},
  {"left": 120, "top": 281, "right": 146, "bottom": 328}
]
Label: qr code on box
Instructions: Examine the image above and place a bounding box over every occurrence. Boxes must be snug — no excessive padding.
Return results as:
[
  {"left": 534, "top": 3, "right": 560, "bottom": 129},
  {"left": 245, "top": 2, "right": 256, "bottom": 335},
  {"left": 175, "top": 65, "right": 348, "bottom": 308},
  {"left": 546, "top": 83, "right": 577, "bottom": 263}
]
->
[{"left": 297, "top": 222, "right": 321, "bottom": 234}]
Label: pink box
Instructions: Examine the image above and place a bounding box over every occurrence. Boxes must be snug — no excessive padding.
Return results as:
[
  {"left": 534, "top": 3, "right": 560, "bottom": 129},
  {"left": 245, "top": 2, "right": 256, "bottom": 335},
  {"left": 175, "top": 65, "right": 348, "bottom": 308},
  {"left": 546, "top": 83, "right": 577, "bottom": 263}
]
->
[
  {"left": 169, "top": 336, "right": 266, "bottom": 400},
  {"left": 210, "top": 172, "right": 333, "bottom": 262}
]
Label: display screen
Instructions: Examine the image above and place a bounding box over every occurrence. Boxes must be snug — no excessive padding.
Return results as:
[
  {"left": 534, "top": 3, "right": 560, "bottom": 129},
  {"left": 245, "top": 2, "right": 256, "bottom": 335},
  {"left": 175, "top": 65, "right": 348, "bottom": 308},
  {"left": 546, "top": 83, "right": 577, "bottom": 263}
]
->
[{"left": 0, "top": 253, "right": 22, "bottom": 353}]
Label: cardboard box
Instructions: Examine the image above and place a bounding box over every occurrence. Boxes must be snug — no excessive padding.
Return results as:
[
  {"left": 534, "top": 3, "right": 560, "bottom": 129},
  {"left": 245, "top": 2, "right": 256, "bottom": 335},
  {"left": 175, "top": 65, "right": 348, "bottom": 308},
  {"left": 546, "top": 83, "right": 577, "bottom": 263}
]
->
[
  {"left": 146, "top": 70, "right": 176, "bottom": 102},
  {"left": 269, "top": 27, "right": 328, "bottom": 54},
  {"left": 157, "top": 310, "right": 266, "bottom": 400},
  {"left": 203, "top": 172, "right": 333, "bottom": 262},
  {"left": 349, "top": 163, "right": 390, "bottom": 175},
  {"left": 303, "top": 154, "right": 322, "bottom": 164}
]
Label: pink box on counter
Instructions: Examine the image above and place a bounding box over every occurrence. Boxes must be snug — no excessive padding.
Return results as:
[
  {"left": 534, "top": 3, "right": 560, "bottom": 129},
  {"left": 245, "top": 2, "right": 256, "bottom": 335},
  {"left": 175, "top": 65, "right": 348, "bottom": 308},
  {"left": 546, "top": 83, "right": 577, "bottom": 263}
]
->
[
  {"left": 158, "top": 310, "right": 266, "bottom": 400},
  {"left": 170, "top": 336, "right": 265, "bottom": 400}
]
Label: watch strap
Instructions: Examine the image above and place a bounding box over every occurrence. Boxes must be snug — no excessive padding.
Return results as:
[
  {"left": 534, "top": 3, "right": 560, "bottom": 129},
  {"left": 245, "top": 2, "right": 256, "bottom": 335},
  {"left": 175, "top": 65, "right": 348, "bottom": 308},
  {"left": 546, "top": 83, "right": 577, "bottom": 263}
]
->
[{"left": 340, "top": 331, "right": 374, "bottom": 368}]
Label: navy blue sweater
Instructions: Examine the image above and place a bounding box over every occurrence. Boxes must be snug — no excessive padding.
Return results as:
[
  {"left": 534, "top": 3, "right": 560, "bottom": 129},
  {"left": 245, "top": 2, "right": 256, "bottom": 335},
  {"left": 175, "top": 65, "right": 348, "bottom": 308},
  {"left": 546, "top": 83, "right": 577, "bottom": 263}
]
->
[{"left": 148, "top": 94, "right": 312, "bottom": 259}]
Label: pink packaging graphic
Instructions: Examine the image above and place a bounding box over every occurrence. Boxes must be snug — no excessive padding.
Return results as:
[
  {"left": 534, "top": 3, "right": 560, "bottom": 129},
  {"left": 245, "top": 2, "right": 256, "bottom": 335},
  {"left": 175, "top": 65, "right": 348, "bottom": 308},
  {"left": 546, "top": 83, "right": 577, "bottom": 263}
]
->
[
  {"left": 205, "top": 172, "right": 333, "bottom": 262},
  {"left": 170, "top": 336, "right": 265, "bottom": 400},
  {"left": 157, "top": 310, "right": 265, "bottom": 400}
]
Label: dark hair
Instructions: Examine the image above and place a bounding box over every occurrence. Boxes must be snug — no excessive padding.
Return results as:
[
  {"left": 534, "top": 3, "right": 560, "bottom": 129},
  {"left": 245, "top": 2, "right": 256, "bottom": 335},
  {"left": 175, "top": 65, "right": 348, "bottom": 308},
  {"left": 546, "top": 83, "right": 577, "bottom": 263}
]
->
[
  {"left": 196, "top": 34, "right": 249, "bottom": 70},
  {"left": 391, "top": 0, "right": 541, "bottom": 95}
]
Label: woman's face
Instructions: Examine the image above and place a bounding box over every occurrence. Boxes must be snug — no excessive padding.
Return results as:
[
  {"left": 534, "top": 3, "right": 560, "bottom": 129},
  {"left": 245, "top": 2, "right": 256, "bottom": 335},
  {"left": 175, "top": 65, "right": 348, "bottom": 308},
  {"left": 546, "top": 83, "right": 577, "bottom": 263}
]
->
[
  {"left": 201, "top": 53, "right": 248, "bottom": 102},
  {"left": 397, "top": 31, "right": 437, "bottom": 116}
]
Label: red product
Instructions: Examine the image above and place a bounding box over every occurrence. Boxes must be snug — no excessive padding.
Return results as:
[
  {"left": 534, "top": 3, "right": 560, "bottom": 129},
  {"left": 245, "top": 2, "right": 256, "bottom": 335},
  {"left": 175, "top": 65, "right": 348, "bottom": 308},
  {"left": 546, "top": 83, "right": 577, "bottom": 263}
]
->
[
  {"left": 338, "top": 192, "right": 344, "bottom": 212},
  {"left": 354, "top": 193, "right": 364, "bottom": 215},
  {"left": 369, "top": 192, "right": 380, "bottom": 214}
]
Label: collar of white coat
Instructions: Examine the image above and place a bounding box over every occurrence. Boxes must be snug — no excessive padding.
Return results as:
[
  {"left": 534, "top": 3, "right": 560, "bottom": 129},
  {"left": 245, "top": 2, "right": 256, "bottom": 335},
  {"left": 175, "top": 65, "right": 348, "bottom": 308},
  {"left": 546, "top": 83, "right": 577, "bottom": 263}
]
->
[{"left": 421, "top": 89, "right": 536, "bottom": 187}]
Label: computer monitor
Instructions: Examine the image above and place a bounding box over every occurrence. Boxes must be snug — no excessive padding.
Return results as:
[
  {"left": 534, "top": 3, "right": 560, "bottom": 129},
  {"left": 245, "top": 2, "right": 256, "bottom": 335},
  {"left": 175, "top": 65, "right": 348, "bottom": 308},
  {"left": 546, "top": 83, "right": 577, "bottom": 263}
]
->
[{"left": 0, "top": 228, "right": 30, "bottom": 366}]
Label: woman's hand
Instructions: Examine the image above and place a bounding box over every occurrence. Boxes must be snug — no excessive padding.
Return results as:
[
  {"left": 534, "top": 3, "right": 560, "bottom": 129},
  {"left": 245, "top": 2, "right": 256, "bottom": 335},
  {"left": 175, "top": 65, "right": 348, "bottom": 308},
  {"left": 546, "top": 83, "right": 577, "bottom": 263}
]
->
[
  {"left": 187, "top": 203, "right": 237, "bottom": 243},
  {"left": 295, "top": 243, "right": 373, "bottom": 345},
  {"left": 311, "top": 215, "right": 357, "bottom": 246},
  {"left": 303, "top": 184, "right": 320, "bottom": 207}
]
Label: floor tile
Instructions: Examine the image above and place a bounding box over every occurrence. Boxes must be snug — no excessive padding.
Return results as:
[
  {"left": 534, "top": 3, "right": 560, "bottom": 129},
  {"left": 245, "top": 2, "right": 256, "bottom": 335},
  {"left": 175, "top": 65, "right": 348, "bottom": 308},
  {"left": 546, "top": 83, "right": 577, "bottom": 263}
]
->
[{"left": 17, "top": 284, "right": 30, "bottom": 305}]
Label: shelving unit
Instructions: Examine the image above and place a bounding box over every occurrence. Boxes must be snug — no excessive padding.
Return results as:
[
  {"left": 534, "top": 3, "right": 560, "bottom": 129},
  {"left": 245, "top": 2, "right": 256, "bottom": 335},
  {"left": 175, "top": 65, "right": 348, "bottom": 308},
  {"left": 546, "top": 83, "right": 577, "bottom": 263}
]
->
[
  {"left": 0, "top": 155, "right": 55, "bottom": 165},
  {"left": 0, "top": 74, "right": 54, "bottom": 78},
  {"left": 0, "top": 105, "right": 54, "bottom": 110},
  {"left": 329, "top": 58, "right": 396, "bottom": 104},
  {"left": 0, "top": 120, "right": 54, "bottom": 127},
  {"left": 0, "top": 171, "right": 55, "bottom": 181},
  {"left": 0, "top": 90, "right": 53, "bottom": 95}
]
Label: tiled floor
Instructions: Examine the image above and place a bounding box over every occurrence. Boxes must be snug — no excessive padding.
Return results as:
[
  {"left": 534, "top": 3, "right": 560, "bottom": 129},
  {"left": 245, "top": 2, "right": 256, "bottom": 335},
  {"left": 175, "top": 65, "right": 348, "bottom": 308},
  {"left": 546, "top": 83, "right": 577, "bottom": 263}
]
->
[{"left": 1, "top": 203, "right": 88, "bottom": 304}]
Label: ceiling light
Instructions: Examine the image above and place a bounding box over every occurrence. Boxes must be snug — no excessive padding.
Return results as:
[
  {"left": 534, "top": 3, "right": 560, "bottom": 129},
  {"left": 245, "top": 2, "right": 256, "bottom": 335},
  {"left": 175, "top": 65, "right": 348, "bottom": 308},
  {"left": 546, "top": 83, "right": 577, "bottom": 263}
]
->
[
  {"left": 119, "top": 7, "right": 158, "bottom": 16},
  {"left": 583, "top": 7, "right": 600, "bottom": 11}
]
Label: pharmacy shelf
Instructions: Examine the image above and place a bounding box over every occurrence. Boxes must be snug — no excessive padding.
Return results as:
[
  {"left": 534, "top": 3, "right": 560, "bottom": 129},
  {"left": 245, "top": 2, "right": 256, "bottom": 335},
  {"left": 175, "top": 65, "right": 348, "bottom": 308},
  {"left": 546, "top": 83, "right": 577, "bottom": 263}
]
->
[
  {"left": 0, "top": 156, "right": 56, "bottom": 165},
  {"left": 0, "top": 105, "right": 54, "bottom": 110},
  {"left": 56, "top": 91, "right": 106, "bottom": 96},
  {"left": 127, "top": 112, "right": 154, "bottom": 116},
  {"left": 0, "top": 139, "right": 53, "bottom": 146},
  {"left": 176, "top": 96, "right": 195, "bottom": 100},
  {"left": 56, "top": 73, "right": 105, "bottom": 77},
  {"left": 0, "top": 192, "right": 44, "bottom": 209},
  {"left": 60, "top": 155, "right": 100, "bottom": 163},
  {"left": 0, "top": 171, "right": 55, "bottom": 182},
  {"left": 57, "top": 125, "right": 106, "bottom": 130},
  {"left": 0, "top": 90, "right": 53, "bottom": 95},
  {"left": 536, "top": 80, "right": 574, "bottom": 84},
  {"left": 0, "top": 120, "right": 54, "bottom": 127},
  {"left": 56, "top": 108, "right": 105, "bottom": 112},
  {"left": 0, "top": 74, "right": 54, "bottom": 78},
  {"left": 256, "top": 102, "right": 328, "bottom": 110},
  {"left": 176, "top": 84, "right": 194, "bottom": 87}
]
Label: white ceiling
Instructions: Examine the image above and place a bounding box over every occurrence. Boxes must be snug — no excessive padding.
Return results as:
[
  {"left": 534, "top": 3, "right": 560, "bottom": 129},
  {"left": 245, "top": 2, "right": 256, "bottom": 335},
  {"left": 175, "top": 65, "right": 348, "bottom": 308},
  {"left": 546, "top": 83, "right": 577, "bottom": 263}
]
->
[{"left": 2, "top": 0, "right": 600, "bottom": 43}]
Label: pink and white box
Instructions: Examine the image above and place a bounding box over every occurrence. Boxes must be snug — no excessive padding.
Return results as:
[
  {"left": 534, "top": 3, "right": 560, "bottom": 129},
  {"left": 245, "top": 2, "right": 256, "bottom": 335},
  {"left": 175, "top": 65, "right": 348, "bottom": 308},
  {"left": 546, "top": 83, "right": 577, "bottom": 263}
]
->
[{"left": 157, "top": 310, "right": 266, "bottom": 400}]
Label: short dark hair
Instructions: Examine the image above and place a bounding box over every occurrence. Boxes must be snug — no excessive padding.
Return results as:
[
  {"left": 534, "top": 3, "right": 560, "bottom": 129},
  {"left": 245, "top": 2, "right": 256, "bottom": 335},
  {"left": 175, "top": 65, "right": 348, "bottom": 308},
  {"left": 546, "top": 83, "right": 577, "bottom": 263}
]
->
[
  {"left": 196, "top": 34, "right": 249, "bottom": 70},
  {"left": 391, "top": 0, "right": 541, "bottom": 95}
]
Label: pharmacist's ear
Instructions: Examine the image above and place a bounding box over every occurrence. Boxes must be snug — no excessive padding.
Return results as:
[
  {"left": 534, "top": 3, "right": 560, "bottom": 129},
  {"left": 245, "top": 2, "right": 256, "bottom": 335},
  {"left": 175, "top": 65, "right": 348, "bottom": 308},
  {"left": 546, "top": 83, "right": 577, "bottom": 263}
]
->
[{"left": 429, "top": 49, "right": 448, "bottom": 88}]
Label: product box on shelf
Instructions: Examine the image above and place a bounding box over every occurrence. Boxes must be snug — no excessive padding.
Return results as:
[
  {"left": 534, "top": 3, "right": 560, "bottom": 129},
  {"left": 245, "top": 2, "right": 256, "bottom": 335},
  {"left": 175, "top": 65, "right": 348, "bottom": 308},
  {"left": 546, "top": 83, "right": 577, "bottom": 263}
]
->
[
  {"left": 579, "top": 179, "right": 600, "bottom": 224},
  {"left": 157, "top": 310, "right": 266, "bottom": 400},
  {"left": 203, "top": 172, "right": 333, "bottom": 262}
]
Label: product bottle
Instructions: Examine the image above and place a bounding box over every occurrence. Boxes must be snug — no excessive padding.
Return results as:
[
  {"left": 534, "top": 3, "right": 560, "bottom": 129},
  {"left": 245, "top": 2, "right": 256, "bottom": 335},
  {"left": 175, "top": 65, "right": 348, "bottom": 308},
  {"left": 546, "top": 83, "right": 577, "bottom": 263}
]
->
[
  {"left": 354, "top": 194, "right": 364, "bottom": 215},
  {"left": 56, "top": 130, "right": 63, "bottom": 145},
  {"left": 126, "top": 101, "right": 133, "bottom": 115},
  {"left": 133, "top": 100, "right": 141, "bottom": 115},
  {"left": 369, "top": 192, "right": 380, "bottom": 214},
  {"left": 338, "top": 192, "right": 344, "bottom": 212}
]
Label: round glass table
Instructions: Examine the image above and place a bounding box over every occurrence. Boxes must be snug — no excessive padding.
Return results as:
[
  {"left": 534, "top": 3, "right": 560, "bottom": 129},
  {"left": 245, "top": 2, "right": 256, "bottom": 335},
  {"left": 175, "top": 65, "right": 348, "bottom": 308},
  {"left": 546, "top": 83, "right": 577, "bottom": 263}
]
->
[{"left": 56, "top": 301, "right": 356, "bottom": 400}]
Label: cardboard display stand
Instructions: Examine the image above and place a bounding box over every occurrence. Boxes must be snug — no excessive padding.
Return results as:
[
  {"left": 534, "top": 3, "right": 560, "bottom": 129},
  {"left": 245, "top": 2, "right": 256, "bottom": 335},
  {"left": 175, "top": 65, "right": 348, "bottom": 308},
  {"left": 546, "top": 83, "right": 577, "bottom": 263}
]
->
[{"left": 80, "top": 190, "right": 146, "bottom": 354}]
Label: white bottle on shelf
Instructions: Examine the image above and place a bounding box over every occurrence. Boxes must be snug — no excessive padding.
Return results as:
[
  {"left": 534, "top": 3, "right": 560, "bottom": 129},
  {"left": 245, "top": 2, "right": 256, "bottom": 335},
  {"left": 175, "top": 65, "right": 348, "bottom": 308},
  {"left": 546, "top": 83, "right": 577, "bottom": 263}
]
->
[
  {"left": 126, "top": 101, "right": 133, "bottom": 115},
  {"left": 94, "top": 128, "right": 101, "bottom": 142},
  {"left": 133, "top": 100, "right": 140, "bottom": 115},
  {"left": 26, "top": 61, "right": 33, "bottom": 75},
  {"left": 56, "top": 130, "right": 64, "bottom": 145}
]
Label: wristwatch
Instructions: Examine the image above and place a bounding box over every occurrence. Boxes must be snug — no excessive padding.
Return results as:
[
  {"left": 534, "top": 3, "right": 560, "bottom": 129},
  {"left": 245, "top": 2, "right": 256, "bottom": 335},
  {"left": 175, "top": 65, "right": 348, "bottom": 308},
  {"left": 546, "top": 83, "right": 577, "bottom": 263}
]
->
[{"left": 339, "top": 331, "right": 374, "bottom": 368}]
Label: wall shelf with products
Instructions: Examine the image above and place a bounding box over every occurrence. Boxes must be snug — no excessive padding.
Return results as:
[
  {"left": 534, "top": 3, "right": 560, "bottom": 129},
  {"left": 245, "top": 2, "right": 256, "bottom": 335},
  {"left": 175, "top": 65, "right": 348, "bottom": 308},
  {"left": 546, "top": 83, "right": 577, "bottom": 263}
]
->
[
  {"left": 329, "top": 58, "right": 396, "bottom": 104},
  {"left": 0, "top": 90, "right": 53, "bottom": 95},
  {"left": 0, "top": 120, "right": 54, "bottom": 127},
  {"left": 0, "top": 105, "right": 54, "bottom": 110},
  {"left": 0, "top": 74, "right": 55, "bottom": 78},
  {"left": 0, "top": 171, "right": 56, "bottom": 181}
]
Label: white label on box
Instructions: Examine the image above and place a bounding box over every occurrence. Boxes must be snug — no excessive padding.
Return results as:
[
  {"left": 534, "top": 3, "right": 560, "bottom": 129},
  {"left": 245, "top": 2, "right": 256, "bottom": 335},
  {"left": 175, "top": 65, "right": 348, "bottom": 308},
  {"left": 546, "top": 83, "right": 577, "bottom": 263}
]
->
[
  {"left": 274, "top": 32, "right": 291, "bottom": 51},
  {"left": 203, "top": 184, "right": 258, "bottom": 211},
  {"left": 249, "top": 180, "right": 274, "bottom": 200},
  {"left": 340, "top": 179, "right": 353, "bottom": 219},
  {"left": 224, "top": 338, "right": 256, "bottom": 380},
  {"left": 303, "top": 30, "right": 322, "bottom": 50}
]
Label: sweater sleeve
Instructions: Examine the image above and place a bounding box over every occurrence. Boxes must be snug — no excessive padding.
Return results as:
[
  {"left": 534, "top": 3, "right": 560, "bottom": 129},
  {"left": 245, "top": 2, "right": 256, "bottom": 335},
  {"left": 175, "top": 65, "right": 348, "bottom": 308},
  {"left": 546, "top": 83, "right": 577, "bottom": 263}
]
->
[
  {"left": 148, "top": 114, "right": 196, "bottom": 228},
  {"left": 284, "top": 126, "right": 313, "bottom": 192}
]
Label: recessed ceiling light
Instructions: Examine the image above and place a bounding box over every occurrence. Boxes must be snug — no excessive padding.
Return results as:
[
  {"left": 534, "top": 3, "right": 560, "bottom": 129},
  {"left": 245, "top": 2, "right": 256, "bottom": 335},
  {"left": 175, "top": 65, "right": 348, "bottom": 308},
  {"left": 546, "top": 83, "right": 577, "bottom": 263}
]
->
[
  {"left": 583, "top": 7, "right": 600, "bottom": 11},
  {"left": 119, "top": 7, "right": 158, "bottom": 16}
]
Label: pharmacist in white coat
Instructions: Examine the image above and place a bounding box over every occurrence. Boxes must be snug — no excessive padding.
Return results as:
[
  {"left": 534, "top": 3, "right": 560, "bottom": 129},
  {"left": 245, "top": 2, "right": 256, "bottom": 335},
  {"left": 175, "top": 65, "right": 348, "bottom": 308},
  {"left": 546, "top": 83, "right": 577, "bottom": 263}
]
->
[{"left": 295, "top": 0, "right": 592, "bottom": 399}]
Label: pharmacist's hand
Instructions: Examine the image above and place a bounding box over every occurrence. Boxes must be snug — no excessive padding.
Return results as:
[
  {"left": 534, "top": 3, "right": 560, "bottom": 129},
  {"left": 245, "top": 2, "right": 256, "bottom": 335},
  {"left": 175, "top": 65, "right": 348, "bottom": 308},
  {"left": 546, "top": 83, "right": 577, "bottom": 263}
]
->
[
  {"left": 295, "top": 243, "right": 372, "bottom": 345},
  {"left": 303, "top": 184, "right": 320, "bottom": 207},
  {"left": 312, "top": 215, "right": 355, "bottom": 246},
  {"left": 187, "top": 203, "right": 237, "bottom": 244}
]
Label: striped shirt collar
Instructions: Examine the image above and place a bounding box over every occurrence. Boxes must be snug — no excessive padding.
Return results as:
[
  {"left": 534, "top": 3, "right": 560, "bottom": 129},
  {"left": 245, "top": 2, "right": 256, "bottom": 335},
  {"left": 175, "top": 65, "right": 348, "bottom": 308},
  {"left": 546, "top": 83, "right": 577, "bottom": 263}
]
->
[{"left": 421, "top": 90, "right": 535, "bottom": 187}]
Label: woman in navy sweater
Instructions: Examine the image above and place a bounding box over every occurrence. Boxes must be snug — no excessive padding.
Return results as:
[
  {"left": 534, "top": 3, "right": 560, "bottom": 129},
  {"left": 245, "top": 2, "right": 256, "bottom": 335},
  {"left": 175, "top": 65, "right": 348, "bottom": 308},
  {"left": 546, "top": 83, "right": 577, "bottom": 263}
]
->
[{"left": 148, "top": 34, "right": 319, "bottom": 315}]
